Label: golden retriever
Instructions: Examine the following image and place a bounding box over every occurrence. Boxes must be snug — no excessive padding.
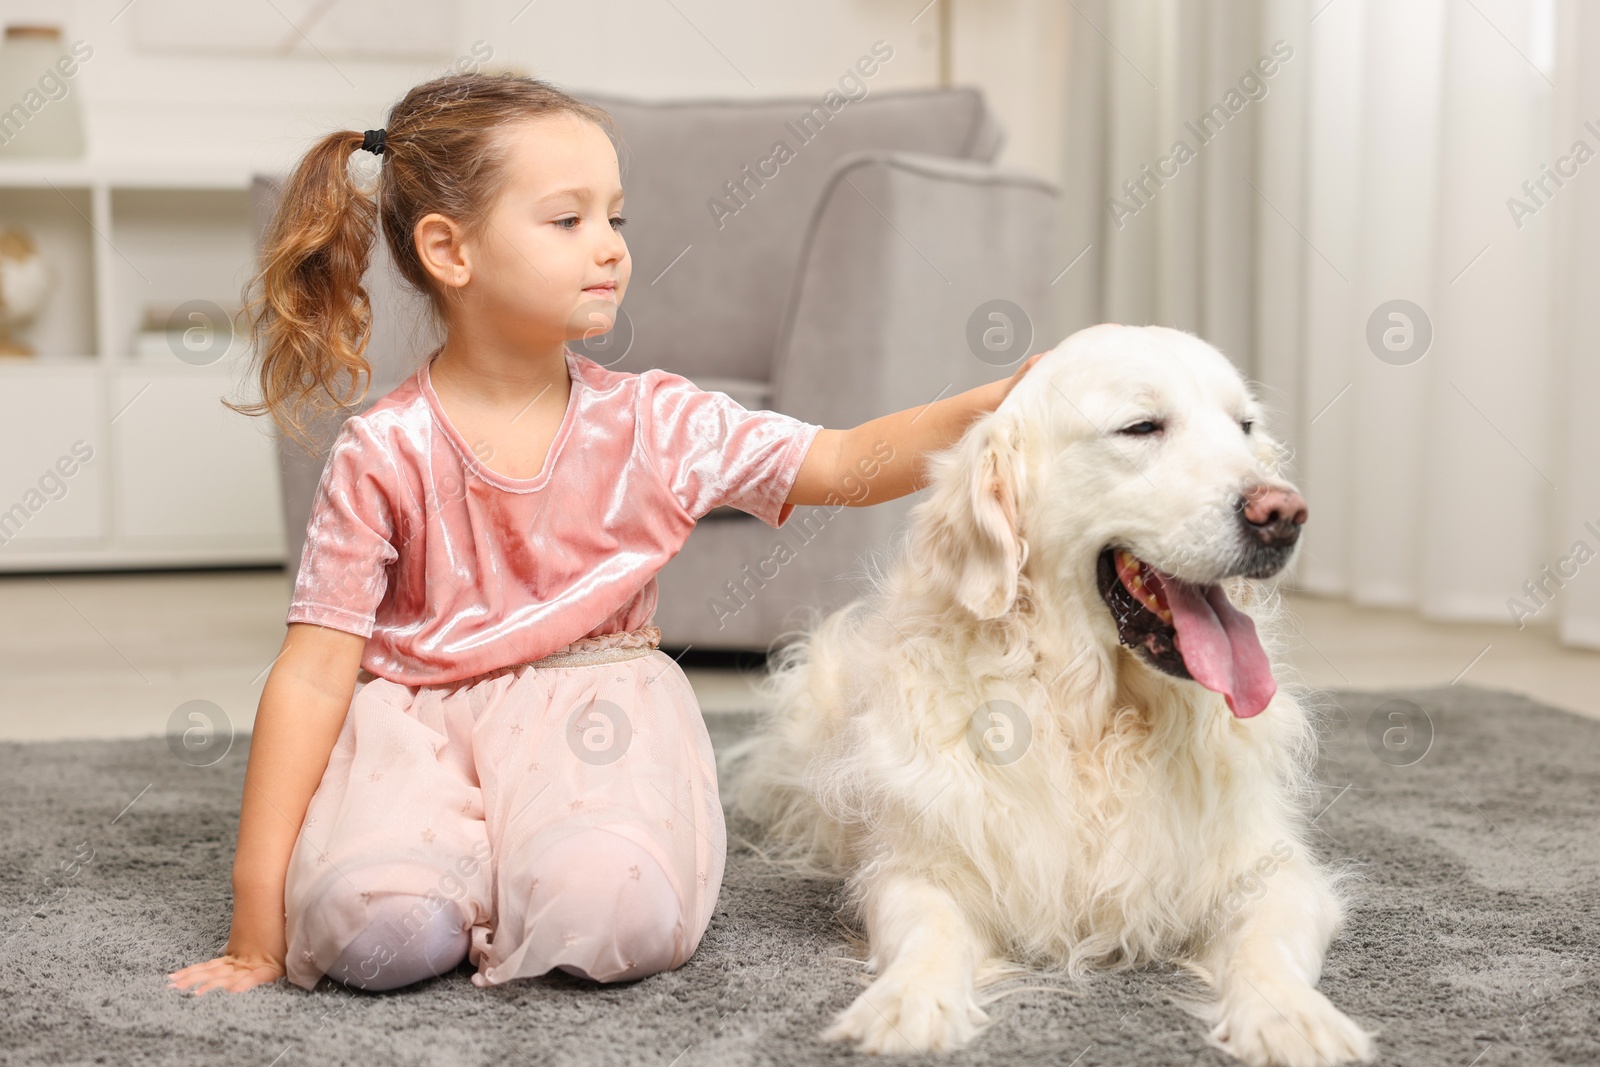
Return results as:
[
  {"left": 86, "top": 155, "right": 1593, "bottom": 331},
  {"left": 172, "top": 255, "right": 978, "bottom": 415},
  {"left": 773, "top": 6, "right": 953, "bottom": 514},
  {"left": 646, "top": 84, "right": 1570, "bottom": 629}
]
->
[{"left": 724, "top": 324, "right": 1379, "bottom": 1066}]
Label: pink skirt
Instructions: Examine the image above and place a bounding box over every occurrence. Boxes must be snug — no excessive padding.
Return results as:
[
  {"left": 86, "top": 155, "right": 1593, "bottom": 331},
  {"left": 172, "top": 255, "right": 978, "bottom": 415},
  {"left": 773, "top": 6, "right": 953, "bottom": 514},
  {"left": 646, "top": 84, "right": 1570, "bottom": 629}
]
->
[{"left": 281, "top": 624, "right": 726, "bottom": 990}]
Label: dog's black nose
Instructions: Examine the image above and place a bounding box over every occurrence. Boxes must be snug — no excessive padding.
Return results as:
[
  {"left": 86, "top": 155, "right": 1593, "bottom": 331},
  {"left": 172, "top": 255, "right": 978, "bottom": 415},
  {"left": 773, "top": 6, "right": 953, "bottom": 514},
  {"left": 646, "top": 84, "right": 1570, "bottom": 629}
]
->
[{"left": 1237, "top": 485, "right": 1307, "bottom": 547}]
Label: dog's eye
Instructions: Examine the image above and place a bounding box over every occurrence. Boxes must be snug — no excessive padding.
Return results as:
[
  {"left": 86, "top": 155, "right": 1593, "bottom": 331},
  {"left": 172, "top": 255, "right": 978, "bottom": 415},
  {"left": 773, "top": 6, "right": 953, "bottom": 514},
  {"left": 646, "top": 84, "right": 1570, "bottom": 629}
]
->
[
  {"left": 1118, "top": 420, "right": 1164, "bottom": 436},
  {"left": 1241, "top": 420, "right": 1254, "bottom": 435}
]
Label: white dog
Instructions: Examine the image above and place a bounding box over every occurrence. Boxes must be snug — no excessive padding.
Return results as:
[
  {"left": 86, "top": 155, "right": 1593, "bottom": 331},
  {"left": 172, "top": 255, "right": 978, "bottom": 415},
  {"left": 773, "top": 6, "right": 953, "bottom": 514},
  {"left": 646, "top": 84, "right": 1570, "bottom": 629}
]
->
[{"left": 723, "top": 325, "right": 1379, "bottom": 1066}]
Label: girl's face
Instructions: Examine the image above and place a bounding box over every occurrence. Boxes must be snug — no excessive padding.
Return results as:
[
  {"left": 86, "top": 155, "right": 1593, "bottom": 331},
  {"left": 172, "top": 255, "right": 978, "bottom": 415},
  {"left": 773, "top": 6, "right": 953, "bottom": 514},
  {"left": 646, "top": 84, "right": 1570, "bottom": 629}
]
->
[{"left": 441, "top": 112, "right": 631, "bottom": 348}]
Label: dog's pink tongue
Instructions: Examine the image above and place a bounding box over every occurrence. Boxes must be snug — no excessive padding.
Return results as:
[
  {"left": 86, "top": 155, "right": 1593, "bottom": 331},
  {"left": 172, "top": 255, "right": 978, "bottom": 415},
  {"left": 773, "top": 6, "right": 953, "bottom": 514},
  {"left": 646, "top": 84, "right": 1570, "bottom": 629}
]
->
[{"left": 1162, "top": 579, "right": 1276, "bottom": 718}]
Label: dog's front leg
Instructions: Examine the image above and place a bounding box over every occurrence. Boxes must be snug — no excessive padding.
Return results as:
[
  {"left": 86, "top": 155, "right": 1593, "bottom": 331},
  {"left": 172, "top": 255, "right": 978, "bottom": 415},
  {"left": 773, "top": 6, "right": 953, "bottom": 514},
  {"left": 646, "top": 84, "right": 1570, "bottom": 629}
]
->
[
  {"left": 1200, "top": 853, "right": 1378, "bottom": 1067},
  {"left": 821, "top": 871, "right": 993, "bottom": 1055}
]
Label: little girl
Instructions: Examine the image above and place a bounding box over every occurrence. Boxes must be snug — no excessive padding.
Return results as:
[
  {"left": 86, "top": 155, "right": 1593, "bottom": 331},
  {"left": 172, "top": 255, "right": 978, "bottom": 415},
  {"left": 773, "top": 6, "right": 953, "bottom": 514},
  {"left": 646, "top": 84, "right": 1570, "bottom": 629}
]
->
[{"left": 168, "top": 71, "right": 1041, "bottom": 996}]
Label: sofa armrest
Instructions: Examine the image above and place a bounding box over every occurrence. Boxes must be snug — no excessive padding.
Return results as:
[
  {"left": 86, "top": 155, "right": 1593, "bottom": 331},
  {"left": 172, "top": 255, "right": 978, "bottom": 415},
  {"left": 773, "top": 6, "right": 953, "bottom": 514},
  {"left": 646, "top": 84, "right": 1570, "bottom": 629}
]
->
[{"left": 769, "top": 150, "right": 1063, "bottom": 435}]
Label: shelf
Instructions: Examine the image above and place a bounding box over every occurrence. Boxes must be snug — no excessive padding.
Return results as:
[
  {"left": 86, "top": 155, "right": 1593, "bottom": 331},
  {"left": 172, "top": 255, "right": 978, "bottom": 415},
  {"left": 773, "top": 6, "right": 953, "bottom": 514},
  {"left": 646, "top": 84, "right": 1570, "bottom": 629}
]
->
[
  {"left": 0, "top": 354, "right": 98, "bottom": 364},
  {"left": 0, "top": 159, "right": 253, "bottom": 190},
  {"left": 0, "top": 356, "right": 253, "bottom": 374},
  {"left": 109, "top": 186, "right": 254, "bottom": 363},
  {"left": 0, "top": 164, "right": 284, "bottom": 572}
]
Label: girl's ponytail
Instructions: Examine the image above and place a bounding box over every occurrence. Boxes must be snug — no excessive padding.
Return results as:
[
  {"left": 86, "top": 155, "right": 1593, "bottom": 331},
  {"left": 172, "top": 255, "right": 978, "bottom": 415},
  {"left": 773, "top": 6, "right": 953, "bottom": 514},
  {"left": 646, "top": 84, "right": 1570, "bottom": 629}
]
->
[
  {"left": 226, "top": 72, "right": 618, "bottom": 453},
  {"left": 227, "top": 129, "right": 379, "bottom": 452}
]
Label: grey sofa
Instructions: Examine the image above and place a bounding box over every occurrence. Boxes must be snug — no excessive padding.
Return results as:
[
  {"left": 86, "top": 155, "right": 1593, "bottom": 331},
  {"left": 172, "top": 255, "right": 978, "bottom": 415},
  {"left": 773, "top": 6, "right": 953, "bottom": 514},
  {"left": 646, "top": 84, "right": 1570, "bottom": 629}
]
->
[{"left": 257, "top": 84, "right": 1063, "bottom": 653}]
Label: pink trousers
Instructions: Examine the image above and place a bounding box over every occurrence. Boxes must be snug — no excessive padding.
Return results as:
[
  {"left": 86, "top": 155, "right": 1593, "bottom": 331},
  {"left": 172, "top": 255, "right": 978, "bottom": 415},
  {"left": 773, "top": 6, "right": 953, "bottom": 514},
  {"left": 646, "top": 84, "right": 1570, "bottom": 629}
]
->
[{"left": 282, "top": 625, "right": 726, "bottom": 992}]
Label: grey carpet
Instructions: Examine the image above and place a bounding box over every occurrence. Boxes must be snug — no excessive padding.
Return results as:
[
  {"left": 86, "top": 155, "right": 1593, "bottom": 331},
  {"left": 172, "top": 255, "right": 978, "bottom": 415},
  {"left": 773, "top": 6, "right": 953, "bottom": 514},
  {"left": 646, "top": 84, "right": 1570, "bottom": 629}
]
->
[{"left": 2, "top": 685, "right": 1597, "bottom": 1067}]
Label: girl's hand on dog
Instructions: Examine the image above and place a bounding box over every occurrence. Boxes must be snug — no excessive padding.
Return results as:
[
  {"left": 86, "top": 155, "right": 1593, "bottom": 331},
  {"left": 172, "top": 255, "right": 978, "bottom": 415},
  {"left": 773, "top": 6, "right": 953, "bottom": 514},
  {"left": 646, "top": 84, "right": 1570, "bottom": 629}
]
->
[{"left": 1001, "top": 352, "right": 1047, "bottom": 401}]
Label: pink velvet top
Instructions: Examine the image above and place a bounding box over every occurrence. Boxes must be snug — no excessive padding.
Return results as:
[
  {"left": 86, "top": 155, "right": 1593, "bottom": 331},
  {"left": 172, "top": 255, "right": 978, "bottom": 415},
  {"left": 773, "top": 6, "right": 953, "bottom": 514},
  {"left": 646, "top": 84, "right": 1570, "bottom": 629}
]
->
[{"left": 285, "top": 347, "right": 824, "bottom": 686}]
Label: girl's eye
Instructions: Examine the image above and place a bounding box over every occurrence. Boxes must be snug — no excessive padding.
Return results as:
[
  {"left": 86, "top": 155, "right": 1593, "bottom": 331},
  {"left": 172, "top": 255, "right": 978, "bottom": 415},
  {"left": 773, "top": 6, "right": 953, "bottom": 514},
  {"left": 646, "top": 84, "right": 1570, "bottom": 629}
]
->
[
  {"left": 555, "top": 216, "right": 628, "bottom": 230},
  {"left": 1117, "top": 419, "right": 1164, "bottom": 436}
]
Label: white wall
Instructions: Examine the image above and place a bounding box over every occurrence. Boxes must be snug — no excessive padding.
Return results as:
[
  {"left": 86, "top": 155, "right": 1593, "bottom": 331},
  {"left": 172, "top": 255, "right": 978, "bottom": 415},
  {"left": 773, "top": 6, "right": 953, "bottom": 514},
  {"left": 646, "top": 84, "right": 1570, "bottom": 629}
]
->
[{"left": 0, "top": 0, "right": 1072, "bottom": 186}]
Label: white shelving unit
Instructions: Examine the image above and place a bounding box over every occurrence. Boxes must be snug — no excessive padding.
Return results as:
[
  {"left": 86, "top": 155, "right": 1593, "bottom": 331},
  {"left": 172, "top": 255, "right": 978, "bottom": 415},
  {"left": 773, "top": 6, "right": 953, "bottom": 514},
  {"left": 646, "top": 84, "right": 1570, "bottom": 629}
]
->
[{"left": 0, "top": 161, "right": 285, "bottom": 571}]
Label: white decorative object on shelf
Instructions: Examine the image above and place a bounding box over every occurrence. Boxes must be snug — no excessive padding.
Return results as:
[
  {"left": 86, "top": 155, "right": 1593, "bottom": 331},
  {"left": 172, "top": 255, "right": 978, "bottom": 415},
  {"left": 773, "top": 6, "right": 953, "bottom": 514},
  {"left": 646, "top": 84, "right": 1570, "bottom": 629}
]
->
[
  {"left": 0, "top": 25, "right": 89, "bottom": 160},
  {"left": 0, "top": 225, "right": 51, "bottom": 357}
]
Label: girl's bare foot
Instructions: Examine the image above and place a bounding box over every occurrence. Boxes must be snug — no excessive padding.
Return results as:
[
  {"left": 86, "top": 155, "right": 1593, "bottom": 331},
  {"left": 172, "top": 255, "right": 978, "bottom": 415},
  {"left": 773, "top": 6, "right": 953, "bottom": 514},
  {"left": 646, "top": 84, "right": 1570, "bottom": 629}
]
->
[{"left": 168, "top": 953, "right": 284, "bottom": 995}]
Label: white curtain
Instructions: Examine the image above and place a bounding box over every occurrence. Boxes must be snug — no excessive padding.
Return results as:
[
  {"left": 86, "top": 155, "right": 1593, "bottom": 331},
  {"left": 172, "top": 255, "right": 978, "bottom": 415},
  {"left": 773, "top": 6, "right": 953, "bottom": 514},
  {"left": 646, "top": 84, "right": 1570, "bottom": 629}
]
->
[{"left": 1053, "top": 0, "right": 1600, "bottom": 649}]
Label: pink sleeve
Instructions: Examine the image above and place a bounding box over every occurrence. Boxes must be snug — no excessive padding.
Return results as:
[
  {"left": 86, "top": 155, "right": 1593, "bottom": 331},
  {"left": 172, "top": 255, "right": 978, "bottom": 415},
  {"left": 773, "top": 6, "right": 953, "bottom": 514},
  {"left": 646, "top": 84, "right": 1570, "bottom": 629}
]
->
[
  {"left": 285, "top": 416, "right": 400, "bottom": 638},
  {"left": 643, "top": 370, "right": 824, "bottom": 529}
]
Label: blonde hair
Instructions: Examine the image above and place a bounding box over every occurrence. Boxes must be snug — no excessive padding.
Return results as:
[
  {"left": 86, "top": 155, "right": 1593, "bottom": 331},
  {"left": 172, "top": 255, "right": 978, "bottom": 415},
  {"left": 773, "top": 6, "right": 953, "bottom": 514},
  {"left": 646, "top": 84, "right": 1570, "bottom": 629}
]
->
[{"left": 226, "top": 72, "right": 617, "bottom": 451}]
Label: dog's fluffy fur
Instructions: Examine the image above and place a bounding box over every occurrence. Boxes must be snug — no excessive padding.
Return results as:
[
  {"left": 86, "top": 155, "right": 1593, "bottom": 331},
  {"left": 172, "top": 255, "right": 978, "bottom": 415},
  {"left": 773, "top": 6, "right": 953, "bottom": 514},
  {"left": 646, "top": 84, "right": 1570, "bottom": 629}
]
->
[{"left": 723, "top": 325, "right": 1380, "bottom": 1066}]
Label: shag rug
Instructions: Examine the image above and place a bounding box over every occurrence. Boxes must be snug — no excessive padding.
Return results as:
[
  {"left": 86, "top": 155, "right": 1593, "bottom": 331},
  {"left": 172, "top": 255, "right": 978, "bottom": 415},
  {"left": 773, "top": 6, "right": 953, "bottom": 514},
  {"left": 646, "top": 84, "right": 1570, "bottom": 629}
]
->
[{"left": 1, "top": 685, "right": 1596, "bottom": 1066}]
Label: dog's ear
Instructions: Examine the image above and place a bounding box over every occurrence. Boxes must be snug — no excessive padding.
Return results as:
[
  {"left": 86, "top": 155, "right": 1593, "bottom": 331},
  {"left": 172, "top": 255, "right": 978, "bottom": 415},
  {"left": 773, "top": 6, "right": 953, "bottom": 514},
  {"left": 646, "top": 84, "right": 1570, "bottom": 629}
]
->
[{"left": 913, "top": 411, "right": 1029, "bottom": 620}]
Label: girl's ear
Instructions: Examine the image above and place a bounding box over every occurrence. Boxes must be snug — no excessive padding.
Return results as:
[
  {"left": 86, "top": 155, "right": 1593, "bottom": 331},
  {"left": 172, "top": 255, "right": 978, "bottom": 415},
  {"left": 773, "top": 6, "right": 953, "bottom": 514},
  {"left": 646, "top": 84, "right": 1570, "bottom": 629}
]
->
[
  {"left": 911, "top": 411, "right": 1029, "bottom": 620},
  {"left": 414, "top": 213, "right": 471, "bottom": 289}
]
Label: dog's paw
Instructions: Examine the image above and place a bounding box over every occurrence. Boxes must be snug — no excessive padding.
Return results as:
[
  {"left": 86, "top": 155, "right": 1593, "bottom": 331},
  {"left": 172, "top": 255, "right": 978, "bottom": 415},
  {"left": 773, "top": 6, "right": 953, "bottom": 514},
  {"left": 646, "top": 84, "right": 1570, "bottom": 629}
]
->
[
  {"left": 1210, "top": 983, "right": 1376, "bottom": 1067},
  {"left": 820, "top": 970, "right": 990, "bottom": 1055}
]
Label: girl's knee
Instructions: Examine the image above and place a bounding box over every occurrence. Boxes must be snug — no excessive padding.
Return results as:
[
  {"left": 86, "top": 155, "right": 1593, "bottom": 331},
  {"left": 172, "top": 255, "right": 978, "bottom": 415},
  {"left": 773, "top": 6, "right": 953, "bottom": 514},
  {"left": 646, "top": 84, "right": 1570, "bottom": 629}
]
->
[
  {"left": 528, "top": 827, "right": 686, "bottom": 982},
  {"left": 326, "top": 894, "right": 471, "bottom": 992}
]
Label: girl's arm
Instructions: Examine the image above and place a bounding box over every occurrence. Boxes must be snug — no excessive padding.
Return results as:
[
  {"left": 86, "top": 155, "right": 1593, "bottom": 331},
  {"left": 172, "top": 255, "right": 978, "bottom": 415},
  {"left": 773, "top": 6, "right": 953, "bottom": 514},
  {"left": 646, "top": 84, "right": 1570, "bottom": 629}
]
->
[
  {"left": 168, "top": 622, "right": 366, "bottom": 995},
  {"left": 787, "top": 352, "right": 1046, "bottom": 508}
]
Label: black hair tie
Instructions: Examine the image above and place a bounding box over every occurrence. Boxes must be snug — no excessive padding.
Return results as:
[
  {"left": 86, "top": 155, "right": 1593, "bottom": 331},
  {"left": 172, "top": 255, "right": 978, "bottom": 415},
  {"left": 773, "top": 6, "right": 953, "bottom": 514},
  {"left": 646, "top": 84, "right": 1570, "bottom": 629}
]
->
[{"left": 361, "top": 128, "right": 386, "bottom": 156}]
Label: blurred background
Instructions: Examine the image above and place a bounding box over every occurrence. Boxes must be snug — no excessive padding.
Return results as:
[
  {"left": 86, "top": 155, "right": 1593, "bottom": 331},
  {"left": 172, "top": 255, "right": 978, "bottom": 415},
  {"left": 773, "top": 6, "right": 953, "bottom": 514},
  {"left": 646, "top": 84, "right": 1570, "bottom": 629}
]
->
[{"left": 0, "top": 0, "right": 1596, "bottom": 743}]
